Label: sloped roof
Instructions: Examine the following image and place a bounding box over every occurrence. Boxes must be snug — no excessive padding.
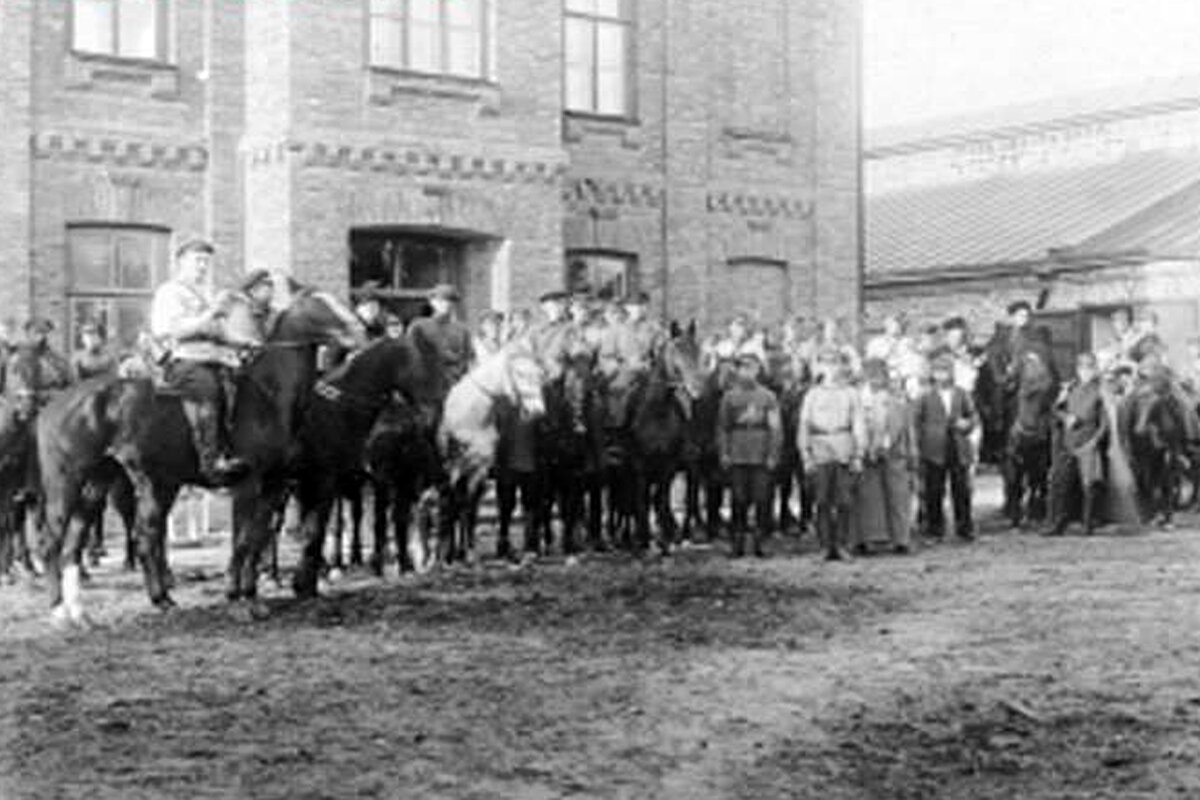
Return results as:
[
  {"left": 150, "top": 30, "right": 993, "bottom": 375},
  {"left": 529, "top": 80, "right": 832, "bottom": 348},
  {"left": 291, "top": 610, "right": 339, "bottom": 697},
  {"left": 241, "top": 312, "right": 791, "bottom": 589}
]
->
[
  {"left": 866, "top": 150, "right": 1200, "bottom": 276},
  {"left": 867, "top": 75, "right": 1200, "bottom": 155}
]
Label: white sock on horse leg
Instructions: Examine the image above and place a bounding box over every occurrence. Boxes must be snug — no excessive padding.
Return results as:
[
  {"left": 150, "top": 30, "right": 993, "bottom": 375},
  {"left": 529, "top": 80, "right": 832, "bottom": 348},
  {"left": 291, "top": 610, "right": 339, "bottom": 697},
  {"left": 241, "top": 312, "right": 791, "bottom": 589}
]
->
[{"left": 62, "top": 564, "right": 84, "bottom": 617}]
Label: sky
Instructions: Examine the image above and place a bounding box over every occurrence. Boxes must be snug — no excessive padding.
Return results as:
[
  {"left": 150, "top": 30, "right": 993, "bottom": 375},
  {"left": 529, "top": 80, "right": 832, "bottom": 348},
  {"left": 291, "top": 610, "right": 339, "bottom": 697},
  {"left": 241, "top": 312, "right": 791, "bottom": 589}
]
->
[{"left": 865, "top": 0, "right": 1200, "bottom": 130}]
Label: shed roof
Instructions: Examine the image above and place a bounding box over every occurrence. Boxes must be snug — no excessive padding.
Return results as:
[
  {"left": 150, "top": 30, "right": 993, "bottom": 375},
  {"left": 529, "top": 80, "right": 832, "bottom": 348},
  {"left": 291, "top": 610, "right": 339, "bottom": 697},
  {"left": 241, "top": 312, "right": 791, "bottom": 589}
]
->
[{"left": 866, "top": 150, "right": 1200, "bottom": 277}]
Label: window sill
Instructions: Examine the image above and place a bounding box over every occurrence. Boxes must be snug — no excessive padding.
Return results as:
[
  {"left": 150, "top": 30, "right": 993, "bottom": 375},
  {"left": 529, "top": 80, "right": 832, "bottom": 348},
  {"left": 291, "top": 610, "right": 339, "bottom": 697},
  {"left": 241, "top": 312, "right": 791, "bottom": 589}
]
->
[
  {"left": 366, "top": 67, "right": 501, "bottom": 112},
  {"left": 65, "top": 50, "right": 181, "bottom": 99},
  {"left": 563, "top": 112, "right": 643, "bottom": 149}
]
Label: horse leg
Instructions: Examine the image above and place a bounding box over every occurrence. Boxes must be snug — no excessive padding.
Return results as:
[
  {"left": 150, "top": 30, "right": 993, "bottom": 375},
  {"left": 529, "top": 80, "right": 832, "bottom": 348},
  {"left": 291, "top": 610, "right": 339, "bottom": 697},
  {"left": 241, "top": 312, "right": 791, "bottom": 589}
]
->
[
  {"left": 370, "top": 480, "right": 388, "bottom": 577},
  {"left": 349, "top": 481, "right": 365, "bottom": 568},
  {"left": 227, "top": 484, "right": 257, "bottom": 602},
  {"left": 329, "top": 496, "right": 345, "bottom": 572},
  {"left": 633, "top": 471, "right": 651, "bottom": 553},
  {"left": 293, "top": 475, "right": 337, "bottom": 599},
  {"left": 235, "top": 482, "right": 287, "bottom": 618},
  {"left": 496, "top": 472, "right": 517, "bottom": 561},
  {"left": 653, "top": 476, "right": 675, "bottom": 555},
  {"left": 38, "top": 475, "right": 77, "bottom": 623},
  {"left": 586, "top": 478, "right": 606, "bottom": 552},
  {"left": 393, "top": 489, "right": 415, "bottom": 575},
  {"left": 705, "top": 472, "right": 724, "bottom": 542}
]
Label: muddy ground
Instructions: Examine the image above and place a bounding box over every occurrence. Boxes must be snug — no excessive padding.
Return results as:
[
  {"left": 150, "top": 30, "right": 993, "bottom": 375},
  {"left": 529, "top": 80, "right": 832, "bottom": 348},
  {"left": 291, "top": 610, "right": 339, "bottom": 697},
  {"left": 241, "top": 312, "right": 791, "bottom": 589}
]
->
[{"left": 2, "top": 491, "right": 1199, "bottom": 799}]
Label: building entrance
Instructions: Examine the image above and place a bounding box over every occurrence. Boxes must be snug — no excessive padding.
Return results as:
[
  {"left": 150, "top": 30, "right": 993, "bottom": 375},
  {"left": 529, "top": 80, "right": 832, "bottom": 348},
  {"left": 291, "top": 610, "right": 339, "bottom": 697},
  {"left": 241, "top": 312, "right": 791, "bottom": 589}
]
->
[{"left": 349, "top": 228, "right": 466, "bottom": 323}]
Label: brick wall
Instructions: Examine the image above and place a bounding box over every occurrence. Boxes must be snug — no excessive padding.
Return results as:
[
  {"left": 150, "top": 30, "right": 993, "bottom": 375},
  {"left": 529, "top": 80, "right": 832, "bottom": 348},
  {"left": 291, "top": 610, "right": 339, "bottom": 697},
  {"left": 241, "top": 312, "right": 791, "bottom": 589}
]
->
[{"left": 0, "top": 0, "right": 34, "bottom": 323}]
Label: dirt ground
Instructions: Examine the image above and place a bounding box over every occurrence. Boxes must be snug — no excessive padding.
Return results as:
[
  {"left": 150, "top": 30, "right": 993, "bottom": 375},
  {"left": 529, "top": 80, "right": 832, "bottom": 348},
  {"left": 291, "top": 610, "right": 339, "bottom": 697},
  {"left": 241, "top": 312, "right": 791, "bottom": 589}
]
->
[{"left": 2, "top": 483, "right": 1200, "bottom": 799}]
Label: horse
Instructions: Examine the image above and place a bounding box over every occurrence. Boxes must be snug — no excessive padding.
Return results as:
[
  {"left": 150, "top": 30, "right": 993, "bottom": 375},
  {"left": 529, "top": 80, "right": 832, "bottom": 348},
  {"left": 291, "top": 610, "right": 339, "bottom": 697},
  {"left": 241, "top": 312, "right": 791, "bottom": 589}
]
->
[
  {"left": 682, "top": 358, "right": 734, "bottom": 543},
  {"left": 975, "top": 326, "right": 1014, "bottom": 466},
  {"left": 35, "top": 286, "right": 365, "bottom": 626},
  {"left": 290, "top": 333, "right": 443, "bottom": 598},
  {"left": 538, "top": 351, "right": 606, "bottom": 557},
  {"left": 0, "top": 393, "right": 36, "bottom": 582},
  {"left": 431, "top": 342, "right": 547, "bottom": 567},
  {"left": 1003, "top": 350, "right": 1056, "bottom": 528},
  {"left": 624, "top": 323, "right": 704, "bottom": 554},
  {"left": 1124, "top": 374, "right": 1190, "bottom": 528}
]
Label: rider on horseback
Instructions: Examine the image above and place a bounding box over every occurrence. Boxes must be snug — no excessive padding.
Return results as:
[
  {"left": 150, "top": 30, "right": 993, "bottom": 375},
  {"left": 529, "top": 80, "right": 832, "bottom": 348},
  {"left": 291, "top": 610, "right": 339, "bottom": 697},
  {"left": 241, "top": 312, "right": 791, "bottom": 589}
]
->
[{"left": 149, "top": 238, "right": 250, "bottom": 487}]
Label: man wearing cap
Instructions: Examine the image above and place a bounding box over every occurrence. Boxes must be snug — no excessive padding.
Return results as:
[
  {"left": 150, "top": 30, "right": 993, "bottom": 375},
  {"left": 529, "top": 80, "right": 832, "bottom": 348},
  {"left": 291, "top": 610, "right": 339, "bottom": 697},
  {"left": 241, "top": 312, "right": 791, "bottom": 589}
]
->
[
  {"left": 353, "top": 280, "right": 387, "bottom": 340},
  {"left": 408, "top": 283, "right": 474, "bottom": 389},
  {"left": 71, "top": 321, "right": 118, "bottom": 382},
  {"left": 565, "top": 287, "right": 601, "bottom": 360},
  {"left": 717, "top": 351, "right": 782, "bottom": 557},
  {"left": 623, "top": 291, "right": 667, "bottom": 369},
  {"left": 914, "top": 349, "right": 979, "bottom": 541},
  {"left": 528, "top": 290, "right": 576, "bottom": 375},
  {"left": 235, "top": 268, "right": 278, "bottom": 342},
  {"left": 149, "top": 237, "right": 249, "bottom": 486},
  {"left": 6, "top": 317, "right": 72, "bottom": 404}
]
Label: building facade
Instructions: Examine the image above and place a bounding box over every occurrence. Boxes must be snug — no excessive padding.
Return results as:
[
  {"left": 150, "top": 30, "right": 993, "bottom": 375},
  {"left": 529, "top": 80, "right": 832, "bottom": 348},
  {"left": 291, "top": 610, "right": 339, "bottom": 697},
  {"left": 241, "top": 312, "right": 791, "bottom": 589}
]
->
[
  {"left": 0, "top": 0, "right": 862, "bottom": 352},
  {"left": 864, "top": 78, "right": 1200, "bottom": 373}
]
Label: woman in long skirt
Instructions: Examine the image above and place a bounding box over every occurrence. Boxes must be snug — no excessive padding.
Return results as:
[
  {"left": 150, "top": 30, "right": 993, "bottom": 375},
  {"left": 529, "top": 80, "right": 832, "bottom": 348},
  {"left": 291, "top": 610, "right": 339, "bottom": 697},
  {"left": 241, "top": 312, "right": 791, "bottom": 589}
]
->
[{"left": 854, "top": 358, "right": 915, "bottom": 553}]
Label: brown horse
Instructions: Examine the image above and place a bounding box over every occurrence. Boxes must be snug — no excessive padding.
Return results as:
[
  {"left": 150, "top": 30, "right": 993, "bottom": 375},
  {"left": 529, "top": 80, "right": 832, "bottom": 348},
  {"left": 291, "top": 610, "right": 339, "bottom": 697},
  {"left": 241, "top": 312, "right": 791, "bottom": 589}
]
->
[{"left": 36, "top": 287, "right": 364, "bottom": 626}]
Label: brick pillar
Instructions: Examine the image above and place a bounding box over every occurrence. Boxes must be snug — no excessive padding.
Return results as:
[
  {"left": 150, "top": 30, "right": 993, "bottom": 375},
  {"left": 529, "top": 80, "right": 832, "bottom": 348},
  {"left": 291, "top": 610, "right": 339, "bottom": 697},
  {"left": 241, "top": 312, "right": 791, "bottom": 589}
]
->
[{"left": 0, "top": 0, "right": 34, "bottom": 321}]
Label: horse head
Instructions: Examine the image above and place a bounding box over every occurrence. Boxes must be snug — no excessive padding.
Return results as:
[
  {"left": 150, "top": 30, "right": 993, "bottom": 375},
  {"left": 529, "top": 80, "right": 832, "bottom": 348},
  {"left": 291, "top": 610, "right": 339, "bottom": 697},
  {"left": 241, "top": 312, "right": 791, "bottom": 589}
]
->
[
  {"left": 272, "top": 284, "right": 367, "bottom": 349},
  {"left": 503, "top": 344, "right": 547, "bottom": 419}
]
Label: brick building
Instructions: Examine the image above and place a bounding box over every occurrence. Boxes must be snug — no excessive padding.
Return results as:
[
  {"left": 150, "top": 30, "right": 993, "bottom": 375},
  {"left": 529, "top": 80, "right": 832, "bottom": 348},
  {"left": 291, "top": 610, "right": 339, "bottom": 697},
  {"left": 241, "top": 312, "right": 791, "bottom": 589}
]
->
[
  {"left": 865, "top": 77, "right": 1200, "bottom": 373},
  {"left": 0, "top": 0, "right": 862, "bottom": 352}
]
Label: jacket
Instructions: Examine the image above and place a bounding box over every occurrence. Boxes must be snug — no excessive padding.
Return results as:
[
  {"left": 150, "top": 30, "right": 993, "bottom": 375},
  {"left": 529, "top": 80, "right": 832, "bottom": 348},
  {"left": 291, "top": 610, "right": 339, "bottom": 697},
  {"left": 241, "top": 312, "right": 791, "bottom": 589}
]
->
[
  {"left": 913, "top": 384, "right": 978, "bottom": 466},
  {"left": 717, "top": 383, "right": 782, "bottom": 467},
  {"left": 408, "top": 314, "right": 474, "bottom": 386},
  {"left": 797, "top": 383, "right": 866, "bottom": 466}
]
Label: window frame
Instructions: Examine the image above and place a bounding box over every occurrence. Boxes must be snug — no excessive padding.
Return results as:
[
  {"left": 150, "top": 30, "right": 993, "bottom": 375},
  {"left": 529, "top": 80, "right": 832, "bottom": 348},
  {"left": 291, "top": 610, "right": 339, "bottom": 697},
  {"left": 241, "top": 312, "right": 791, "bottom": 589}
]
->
[
  {"left": 366, "top": 0, "right": 494, "bottom": 82},
  {"left": 69, "top": 0, "right": 174, "bottom": 65},
  {"left": 563, "top": 0, "right": 637, "bottom": 120},
  {"left": 564, "top": 248, "right": 639, "bottom": 300}
]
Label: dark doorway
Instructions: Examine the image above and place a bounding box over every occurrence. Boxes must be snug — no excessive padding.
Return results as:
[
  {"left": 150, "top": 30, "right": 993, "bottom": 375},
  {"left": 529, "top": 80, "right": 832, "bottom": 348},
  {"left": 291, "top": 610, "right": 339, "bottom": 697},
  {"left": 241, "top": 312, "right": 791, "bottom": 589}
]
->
[{"left": 349, "top": 229, "right": 466, "bottom": 323}]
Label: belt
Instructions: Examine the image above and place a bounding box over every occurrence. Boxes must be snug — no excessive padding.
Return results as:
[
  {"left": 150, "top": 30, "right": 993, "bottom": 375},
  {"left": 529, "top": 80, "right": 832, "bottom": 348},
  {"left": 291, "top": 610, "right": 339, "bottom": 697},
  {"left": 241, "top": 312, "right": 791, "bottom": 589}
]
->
[{"left": 808, "top": 425, "right": 851, "bottom": 435}]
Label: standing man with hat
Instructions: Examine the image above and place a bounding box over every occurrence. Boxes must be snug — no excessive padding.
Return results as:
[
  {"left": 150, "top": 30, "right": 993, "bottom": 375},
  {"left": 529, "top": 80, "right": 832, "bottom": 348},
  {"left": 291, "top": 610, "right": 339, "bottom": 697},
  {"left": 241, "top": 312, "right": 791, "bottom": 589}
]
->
[
  {"left": 149, "top": 237, "right": 249, "bottom": 486},
  {"left": 408, "top": 283, "right": 474, "bottom": 390},
  {"left": 914, "top": 349, "right": 979, "bottom": 541},
  {"left": 6, "top": 316, "right": 72, "bottom": 404}
]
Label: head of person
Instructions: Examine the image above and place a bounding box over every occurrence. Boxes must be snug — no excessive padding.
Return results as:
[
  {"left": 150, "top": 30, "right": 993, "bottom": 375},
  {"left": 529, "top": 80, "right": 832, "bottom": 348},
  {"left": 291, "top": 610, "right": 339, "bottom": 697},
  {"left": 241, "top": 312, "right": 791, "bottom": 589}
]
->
[
  {"left": 355, "top": 281, "right": 383, "bottom": 324},
  {"left": 1007, "top": 300, "right": 1032, "bottom": 329},
  {"left": 863, "top": 357, "right": 890, "bottom": 392},
  {"left": 820, "top": 317, "right": 843, "bottom": 344},
  {"left": 24, "top": 317, "right": 53, "bottom": 348},
  {"left": 1076, "top": 351, "right": 1099, "bottom": 384},
  {"left": 735, "top": 353, "right": 760, "bottom": 386},
  {"left": 883, "top": 314, "right": 906, "bottom": 339},
  {"left": 728, "top": 314, "right": 749, "bottom": 343},
  {"left": 917, "top": 324, "right": 941, "bottom": 352},
  {"left": 240, "top": 268, "right": 275, "bottom": 309},
  {"left": 79, "top": 321, "right": 103, "bottom": 352},
  {"left": 1110, "top": 307, "right": 1132, "bottom": 335},
  {"left": 815, "top": 347, "right": 845, "bottom": 385},
  {"left": 1135, "top": 308, "right": 1159, "bottom": 334},
  {"left": 624, "top": 291, "right": 650, "bottom": 322},
  {"left": 603, "top": 300, "right": 626, "bottom": 326},
  {"left": 539, "top": 290, "right": 568, "bottom": 322},
  {"left": 506, "top": 308, "right": 532, "bottom": 338},
  {"left": 478, "top": 310, "right": 502, "bottom": 341},
  {"left": 175, "top": 238, "right": 215, "bottom": 287},
  {"left": 428, "top": 284, "right": 458, "bottom": 318},
  {"left": 930, "top": 351, "right": 954, "bottom": 387},
  {"left": 942, "top": 316, "right": 968, "bottom": 349},
  {"left": 569, "top": 290, "right": 592, "bottom": 323},
  {"left": 384, "top": 312, "right": 404, "bottom": 340}
]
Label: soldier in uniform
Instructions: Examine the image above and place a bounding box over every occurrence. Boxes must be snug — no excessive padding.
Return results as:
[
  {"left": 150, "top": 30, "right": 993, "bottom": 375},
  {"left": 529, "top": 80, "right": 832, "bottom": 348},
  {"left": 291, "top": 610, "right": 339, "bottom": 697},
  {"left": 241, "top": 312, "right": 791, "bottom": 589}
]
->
[
  {"left": 236, "top": 268, "right": 279, "bottom": 342},
  {"left": 6, "top": 317, "right": 73, "bottom": 404},
  {"left": 566, "top": 287, "right": 601, "bottom": 361},
  {"left": 1046, "top": 352, "right": 1109, "bottom": 536},
  {"left": 71, "top": 321, "right": 118, "bottom": 382},
  {"left": 352, "top": 280, "right": 388, "bottom": 340},
  {"left": 149, "top": 237, "right": 249, "bottom": 486},
  {"left": 623, "top": 290, "right": 667, "bottom": 368},
  {"left": 407, "top": 283, "right": 474, "bottom": 389},
  {"left": 527, "top": 290, "right": 575, "bottom": 376},
  {"left": 717, "top": 352, "right": 782, "bottom": 558}
]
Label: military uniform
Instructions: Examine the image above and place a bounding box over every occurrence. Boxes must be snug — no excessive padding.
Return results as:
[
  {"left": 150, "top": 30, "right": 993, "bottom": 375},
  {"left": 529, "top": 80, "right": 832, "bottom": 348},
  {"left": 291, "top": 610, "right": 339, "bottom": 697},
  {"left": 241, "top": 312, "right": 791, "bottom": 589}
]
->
[
  {"left": 6, "top": 324, "right": 72, "bottom": 404},
  {"left": 1047, "top": 377, "right": 1109, "bottom": 535},
  {"left": 409, "top": 312, "right": 474, "bottom": 387},
  {"left": 798, "top": 374, "right": 866, "bottom": 559},
  {"left": 717, "top": 372, "right": 782, "bottom": 557}
]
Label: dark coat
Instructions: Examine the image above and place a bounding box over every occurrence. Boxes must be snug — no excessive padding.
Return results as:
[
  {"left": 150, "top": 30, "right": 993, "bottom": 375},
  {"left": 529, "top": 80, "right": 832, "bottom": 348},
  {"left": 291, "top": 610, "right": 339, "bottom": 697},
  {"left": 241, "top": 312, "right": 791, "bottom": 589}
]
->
[{"left": 914, "top": 385, "right": 978, "bottom": 466}]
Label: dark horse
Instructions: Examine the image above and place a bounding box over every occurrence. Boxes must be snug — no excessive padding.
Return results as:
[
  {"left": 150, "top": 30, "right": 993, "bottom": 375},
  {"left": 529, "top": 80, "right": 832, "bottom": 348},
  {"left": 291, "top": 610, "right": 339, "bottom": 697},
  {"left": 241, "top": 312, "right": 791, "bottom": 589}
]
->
[
  {"left": 623, "top": 324, "right": 704, "bottom": 554},
  {"left": 682, "top": 358, "right": 734, "bottom": 544},
  {"left": 36, "top": 287, "right": 364, "bottom": 625},
  {"left": 1125, "top": 375, "right": 1190, "bottom": 528},
  {"left": 291, "top": 334, "right": 443, "bottom": 598},
  {"left": 1003, "top": 350, "right": 1056, "bottom": 528}
]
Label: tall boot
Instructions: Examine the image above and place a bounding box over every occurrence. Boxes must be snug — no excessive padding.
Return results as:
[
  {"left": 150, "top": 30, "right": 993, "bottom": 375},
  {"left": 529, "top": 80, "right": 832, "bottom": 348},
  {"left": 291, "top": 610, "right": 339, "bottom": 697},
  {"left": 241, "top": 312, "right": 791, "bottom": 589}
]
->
[
  {"left": 183, "top": 401, "right": 249, "bottom": 487},
  {"left": 1082, "top": 482, "right": 1101, "bottom": 535}
]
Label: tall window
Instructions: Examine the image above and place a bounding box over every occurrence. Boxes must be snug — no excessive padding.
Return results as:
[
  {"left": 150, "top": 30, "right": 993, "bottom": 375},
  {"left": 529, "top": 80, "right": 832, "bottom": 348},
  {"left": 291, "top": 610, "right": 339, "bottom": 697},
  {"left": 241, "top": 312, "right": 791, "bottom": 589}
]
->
[
  {"left": 68, "top": 226, "right": 170, "bottom": 350},
  {"left": 564, "top": 0, "right": 633, "bottom": 116},
  {"left": 369, "top": 0, "right": 490, "bottom": 79},
  {"left": 566, "top": 251, "right": 637, "bottom": 300},
  {"left": 350, "top": 230, "right": 465, "bottom": 323},
  {"left": 72, "top": 0, "right": 172, "bottom": 61}
]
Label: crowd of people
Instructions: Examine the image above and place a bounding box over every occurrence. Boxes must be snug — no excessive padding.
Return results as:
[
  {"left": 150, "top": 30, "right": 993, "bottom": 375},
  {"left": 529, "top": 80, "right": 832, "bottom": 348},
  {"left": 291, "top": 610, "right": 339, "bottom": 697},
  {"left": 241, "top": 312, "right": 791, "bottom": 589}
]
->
[{"left": 4, "top": 235, "right": 1199, "bottom": 571}]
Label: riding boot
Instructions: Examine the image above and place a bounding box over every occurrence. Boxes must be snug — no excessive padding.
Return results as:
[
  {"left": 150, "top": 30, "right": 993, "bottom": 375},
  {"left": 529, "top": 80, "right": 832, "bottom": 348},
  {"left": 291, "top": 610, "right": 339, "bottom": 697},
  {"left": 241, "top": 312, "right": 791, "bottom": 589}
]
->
[
  {"left": 1081, "top": 483, "right": 1100, "bottom": 535},
  {"left": 183, "top": 400, "right": 249, "bottom": 487}
]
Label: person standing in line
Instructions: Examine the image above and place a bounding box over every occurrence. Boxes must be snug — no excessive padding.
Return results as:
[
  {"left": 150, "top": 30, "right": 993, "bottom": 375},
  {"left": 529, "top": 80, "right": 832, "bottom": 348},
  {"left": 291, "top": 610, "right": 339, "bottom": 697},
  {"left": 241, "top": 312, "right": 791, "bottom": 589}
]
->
[
  {"left": 853, "top": 358, "right": 915, "bottom": 555},
  {"left": 70, "top": 321, "right": 119, "bottom": 382},
  {"left": 717, "top": 352, "right": 783, "bottom": 558},
  {"left": 798, "top": 349, "right": 866, "bottom": 561},
  {"left": 914, "top": 352, "right": 979, "bottom": 542},
  {"left": 1046, "top": 352, "right": 1110, "bottom": 537}
]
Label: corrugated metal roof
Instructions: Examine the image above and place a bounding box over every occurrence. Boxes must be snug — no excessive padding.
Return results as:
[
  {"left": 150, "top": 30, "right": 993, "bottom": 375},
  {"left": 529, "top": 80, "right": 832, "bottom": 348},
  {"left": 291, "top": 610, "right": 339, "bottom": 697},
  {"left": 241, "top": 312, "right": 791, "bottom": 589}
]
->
[
  {"left": 1072, "top": 178, "right": 1200, "bottom": 258},
  {"left": 866, "top": 151, "right": 1200, "bottom": 275}
]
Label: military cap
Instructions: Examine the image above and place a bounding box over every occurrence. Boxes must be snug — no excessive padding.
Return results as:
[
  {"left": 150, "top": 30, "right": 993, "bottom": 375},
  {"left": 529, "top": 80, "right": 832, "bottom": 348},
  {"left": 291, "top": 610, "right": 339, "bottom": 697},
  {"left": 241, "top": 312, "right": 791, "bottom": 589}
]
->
[
  {"left": 942, "top": 316, "right": 968, "bottom": 332},
  {"left": 861, "top": 357, "right": 889, "bottom": 381},
  {"left": 24, "top": 317, "right": 54, "bottom": 334},
  {"left": 355, "top": 280, "right": 384, "bottom": 301},
  {"left": 814, "top": 345, "right": 845, "bottom": 365},
  {"left": 428, "top": 283, "right": 460, "bottom": 302},
  {"left": 175, "top": 237, "right": 215, "bottom": 259},
  {"left": 239, "top": 268, "right": 273, "bottom": 294},
  {"left": 929, "top": 347, "right": 955, "bottom": 370},
  {"left": 735, "top": 351, "right": 762, "bottom": 368},
  {"left": 624, "top": 290, "right": 651, "bottom": 306},
  {"left": 1006, "top": 300, "right": 1032, "bottom": 316},
  {"left": 538, "top": 289, "right": 569, "bottom": 304}
]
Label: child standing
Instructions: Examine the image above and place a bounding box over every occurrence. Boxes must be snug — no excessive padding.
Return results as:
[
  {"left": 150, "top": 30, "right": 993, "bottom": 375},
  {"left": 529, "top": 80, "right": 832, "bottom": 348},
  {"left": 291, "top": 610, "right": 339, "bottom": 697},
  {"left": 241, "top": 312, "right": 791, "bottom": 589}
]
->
[
  {"left": 798, "top": 349, "right": 866, "bottom": 561},
  {"left": 717, "top": 353, "right": 782, "bottom": 558},
  {"left": 914, "top": 351, "right": 979, "bottom": 541}
]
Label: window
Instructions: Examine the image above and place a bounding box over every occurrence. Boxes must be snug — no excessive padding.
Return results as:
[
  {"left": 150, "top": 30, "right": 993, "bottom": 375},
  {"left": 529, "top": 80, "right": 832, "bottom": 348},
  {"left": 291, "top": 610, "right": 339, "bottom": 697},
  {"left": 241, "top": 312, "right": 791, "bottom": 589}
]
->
[
  {"left": 72, "top": 0, "right": 172, "bottom": 61},
  {"left": 564, "top": 0, "right": 633, "bottom": 116},
  {"left": 369, "top": 0, "right": 490, "bottom": 79},
  {"left": 565, "top": 251, "right": 637, "bottom": 300},
  {"left": 67, "top": 226, "right": 170, "bottom": 350},
  {"left": 349, "top": 229, "right": 465, "bottom": 323}
]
